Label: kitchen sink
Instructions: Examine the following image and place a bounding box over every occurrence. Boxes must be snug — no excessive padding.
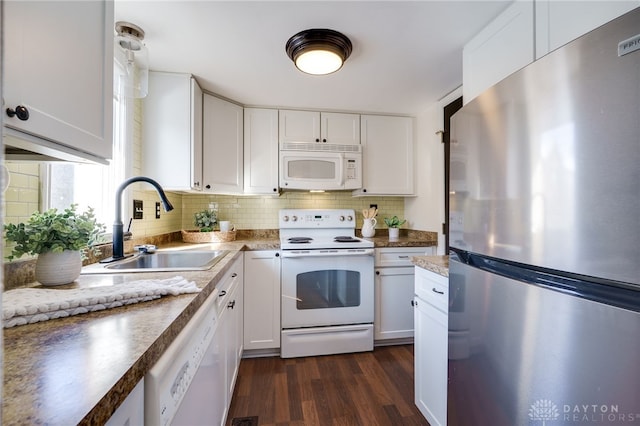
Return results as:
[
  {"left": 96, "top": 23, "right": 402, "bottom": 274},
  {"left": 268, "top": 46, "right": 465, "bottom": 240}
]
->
[{"left": 82, "top": 250, "right": 230, "bottom": 273}]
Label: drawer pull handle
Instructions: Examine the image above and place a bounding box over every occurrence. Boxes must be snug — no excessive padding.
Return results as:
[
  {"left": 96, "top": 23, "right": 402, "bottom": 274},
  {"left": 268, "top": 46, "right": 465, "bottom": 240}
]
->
[
  {"left": 432, "top": 287, "right": 444, "bottom": 295},
  {"left": 398, "top": 256, "right": 409, "bottom": 259},
  {"left": 231, "top": 273, "right": 237, "bottom": 278},
  {"left": 218, "top": 290, "right": 227, "bottom": 297}
]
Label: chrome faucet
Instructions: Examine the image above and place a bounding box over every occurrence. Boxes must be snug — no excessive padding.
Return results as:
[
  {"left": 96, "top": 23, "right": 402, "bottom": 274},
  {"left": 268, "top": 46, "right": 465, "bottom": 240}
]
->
[{"left": 101, "top": 176, "right": 174, "bottom": 263}]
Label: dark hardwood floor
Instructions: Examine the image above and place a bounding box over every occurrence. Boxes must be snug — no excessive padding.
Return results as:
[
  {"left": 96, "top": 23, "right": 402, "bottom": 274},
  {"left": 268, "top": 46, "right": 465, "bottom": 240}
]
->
[{"left": 227, "top": 345, "right": 429, "bottom": 426}]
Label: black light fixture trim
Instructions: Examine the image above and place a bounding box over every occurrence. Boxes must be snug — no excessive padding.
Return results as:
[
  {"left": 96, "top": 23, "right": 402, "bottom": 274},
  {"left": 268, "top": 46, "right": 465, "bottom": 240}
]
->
[{"left": 286, "top": 28, "right": 353, "bottom": 74}]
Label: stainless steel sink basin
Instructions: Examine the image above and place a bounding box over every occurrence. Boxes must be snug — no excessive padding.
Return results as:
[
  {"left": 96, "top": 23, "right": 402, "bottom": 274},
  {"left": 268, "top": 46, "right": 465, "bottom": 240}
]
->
[{"left": 83, "top": 250, "right": 230, "bottom": 273}]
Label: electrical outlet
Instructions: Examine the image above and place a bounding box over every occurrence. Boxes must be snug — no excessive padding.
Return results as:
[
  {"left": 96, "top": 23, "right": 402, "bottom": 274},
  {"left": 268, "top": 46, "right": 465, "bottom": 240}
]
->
[
  {"left": 133, "top": 200, "right": 143, "bottom": 219},
  {"left": 155, "top": 202, "right": 161, "bottom": 219}
]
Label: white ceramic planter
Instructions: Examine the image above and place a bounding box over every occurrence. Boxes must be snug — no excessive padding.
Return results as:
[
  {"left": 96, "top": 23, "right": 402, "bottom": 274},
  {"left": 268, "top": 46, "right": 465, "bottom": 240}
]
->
[
  {"left": 388, "top": 228, "right": 400, "bottom": 240},
  {"left": 35, "top": 250, "right": 82, "bottom": 286}
]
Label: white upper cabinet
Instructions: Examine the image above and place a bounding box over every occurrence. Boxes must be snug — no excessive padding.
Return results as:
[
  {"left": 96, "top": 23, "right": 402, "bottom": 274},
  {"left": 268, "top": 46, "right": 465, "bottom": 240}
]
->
[
  {"left": 354, "top": 115, "right": 414, "bottom": 196},
  {"left": 279, "top": 110, "right": 360, "bottom": 145},
  {"left": 142, "top": 72, "right": 203, "bottom": 191},
  {"left": 462, "top": 0, "right": 535, "bottom": 105},
  {"left": 202, "top": 94, "right": 244, "bottom": 194},
  {"left": 320, "top": 112, "right": 361, "bottom": 145},
  {"left": 244, "top": 108, "right": 280, "bottom": 195},
  {"left": 535, "top": 1, "right": 640, "bottom": 58},
  {"left": 3, "top": 0, "right": 114, "bottom": 163},
  {"left": 463, "top": 0, "right": 638, "bottom": 104}
]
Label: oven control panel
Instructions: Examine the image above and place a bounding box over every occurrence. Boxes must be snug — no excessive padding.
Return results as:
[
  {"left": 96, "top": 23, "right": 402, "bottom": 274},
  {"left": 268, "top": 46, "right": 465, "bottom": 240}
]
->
[{"left": 279, "top": 209, "right": 355, "bottom": 228}]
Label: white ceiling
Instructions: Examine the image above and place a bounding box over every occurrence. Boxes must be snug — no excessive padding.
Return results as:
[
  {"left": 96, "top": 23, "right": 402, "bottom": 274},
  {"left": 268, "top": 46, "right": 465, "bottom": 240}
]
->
[{"left": 115, "top": 1, "right": 512, "bottom": 115}]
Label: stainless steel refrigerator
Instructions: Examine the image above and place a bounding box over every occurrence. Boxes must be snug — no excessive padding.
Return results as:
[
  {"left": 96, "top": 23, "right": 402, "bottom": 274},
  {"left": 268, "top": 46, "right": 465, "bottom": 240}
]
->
[{"left": 448, "top": 7, "right": 640, "bottom": 426}]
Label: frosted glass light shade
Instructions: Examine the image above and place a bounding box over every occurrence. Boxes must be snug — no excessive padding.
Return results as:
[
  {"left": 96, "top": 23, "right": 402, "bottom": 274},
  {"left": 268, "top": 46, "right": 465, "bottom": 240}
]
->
[
  {"left": 114, "top": 22, "right": 149, "bottom": 98},
  {"left": 295, "top": 50, "right": 344, "bottom": 75}
]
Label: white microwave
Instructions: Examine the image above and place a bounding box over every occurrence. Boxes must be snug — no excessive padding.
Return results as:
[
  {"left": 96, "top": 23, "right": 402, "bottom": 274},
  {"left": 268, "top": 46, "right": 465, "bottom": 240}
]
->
[{"left": 279, "top": 143, "right": 362, "bottom": 191}]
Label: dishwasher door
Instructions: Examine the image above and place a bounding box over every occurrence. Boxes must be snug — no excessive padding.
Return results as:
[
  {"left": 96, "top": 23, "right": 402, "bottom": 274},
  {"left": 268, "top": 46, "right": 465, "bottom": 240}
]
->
[{"left": 145, "top": 289, "right": 224, "bottom": 426}]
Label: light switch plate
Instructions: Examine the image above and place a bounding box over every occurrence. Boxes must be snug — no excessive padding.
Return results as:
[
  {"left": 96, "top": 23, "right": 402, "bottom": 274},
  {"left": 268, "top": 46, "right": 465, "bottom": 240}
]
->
[{"left": 133, "top": 200, "right": 143, "bottom": 219}]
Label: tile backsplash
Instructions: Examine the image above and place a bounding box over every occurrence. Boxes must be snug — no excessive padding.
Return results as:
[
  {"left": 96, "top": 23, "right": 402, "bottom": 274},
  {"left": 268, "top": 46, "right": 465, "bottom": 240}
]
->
[{"left": 181, "top": 192, "right": 405, "bottom": 230}]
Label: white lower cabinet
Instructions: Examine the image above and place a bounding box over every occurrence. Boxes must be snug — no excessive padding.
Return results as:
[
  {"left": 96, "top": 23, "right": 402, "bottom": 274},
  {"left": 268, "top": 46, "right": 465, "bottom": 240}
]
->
[
  {"left": 106, "top": 379, "right": 144, "bottom": 426},
  {"left": 414, "top": 266, "right": 448, "bottom": 426},
  {"left": 374, "top": 247, "right": 434, "bottom": 342},
  {"left": 217, "top": 255, "right": 244, "bottom": 424},
  {"left": 243, "top": 250, "right": 281, "bottom": 351}
]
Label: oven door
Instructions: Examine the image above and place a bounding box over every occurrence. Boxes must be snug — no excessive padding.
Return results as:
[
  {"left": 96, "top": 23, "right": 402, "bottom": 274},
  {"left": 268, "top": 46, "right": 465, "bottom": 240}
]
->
[{"left": 281, "top": 249, "right": 374, "bottom": 328}]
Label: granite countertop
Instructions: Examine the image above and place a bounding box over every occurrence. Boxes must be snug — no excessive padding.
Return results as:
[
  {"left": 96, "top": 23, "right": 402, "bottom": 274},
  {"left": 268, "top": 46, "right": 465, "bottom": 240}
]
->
[
  {"left": 412, "top": 255, "right": 449, "bottom": 277},
  {"left": 362, "top": 229, "right": 437, "bottom": 248},
  {"left": 2, "top": 233, "right": 435, "bottom": 424}
]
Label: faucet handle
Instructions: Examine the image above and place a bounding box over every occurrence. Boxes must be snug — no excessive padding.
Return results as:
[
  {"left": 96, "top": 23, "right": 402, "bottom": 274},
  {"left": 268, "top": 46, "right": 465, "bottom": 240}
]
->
[{"left": 134, "top": 244, "right": 157, "bottom": 254}]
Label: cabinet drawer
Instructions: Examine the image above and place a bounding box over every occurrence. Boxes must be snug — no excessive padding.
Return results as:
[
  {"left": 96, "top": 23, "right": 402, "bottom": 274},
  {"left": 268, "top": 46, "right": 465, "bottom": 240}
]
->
[
  {"left": 415, "top": 266, "right": 448, "bottom": 314},
  {"left": 375, "top": 247, "right": 431, "bottom": 267}
]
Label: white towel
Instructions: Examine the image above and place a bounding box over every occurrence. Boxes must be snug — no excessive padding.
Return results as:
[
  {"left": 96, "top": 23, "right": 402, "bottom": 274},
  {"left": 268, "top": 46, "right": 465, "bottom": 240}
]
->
[{"left": 3, "top": 276, "right": 201, "bottom": 328}]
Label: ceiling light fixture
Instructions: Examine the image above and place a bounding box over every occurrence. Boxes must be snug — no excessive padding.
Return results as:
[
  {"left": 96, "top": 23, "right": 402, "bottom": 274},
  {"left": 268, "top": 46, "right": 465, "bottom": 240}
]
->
[
  {"left": 286, "top": 28, "right": 352, "bottom": 75},
  {"left": 114, "top": 21, "right": 149, "bottom": 98}
]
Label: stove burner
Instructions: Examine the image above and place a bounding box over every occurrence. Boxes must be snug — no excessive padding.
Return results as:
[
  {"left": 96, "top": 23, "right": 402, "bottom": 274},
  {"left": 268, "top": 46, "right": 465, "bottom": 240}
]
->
[
  {"left": 334, "top": 236, "right": 361, "bottom": 243},
  {"left": 288, "top": 237, "right": 313, "bottom": 244}
]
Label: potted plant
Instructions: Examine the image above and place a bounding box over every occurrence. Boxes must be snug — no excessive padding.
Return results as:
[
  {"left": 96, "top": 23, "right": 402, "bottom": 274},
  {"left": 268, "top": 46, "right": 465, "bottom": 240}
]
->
[
  {"left": 384, "top": 216, "right": 406, "bottom": 240},
  {"left": 194, "top": 209, "right": 217, "bottom": 232},
  {"left": 4, "top": 204, "right": 105, "bottom": 286},
  {"left": 181, "top": 209, "right": 236, "bottom": 243}
]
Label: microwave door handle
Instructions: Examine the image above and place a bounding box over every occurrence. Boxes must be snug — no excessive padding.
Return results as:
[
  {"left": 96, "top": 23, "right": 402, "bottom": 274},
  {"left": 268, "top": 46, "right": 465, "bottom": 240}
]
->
[{"left": 338, "top": 153, "right": 345, "bottom": 186}]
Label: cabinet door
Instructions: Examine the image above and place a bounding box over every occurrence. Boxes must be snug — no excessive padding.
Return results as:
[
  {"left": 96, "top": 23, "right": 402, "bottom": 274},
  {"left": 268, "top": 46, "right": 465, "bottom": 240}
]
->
[
  {"left": 279, "top": 110, "right": 320, "bottom": 144},
  {"left": 463, "top": 0, "right": 534, "bottom": 104},
  {"left": 356, "top": 115, "right": 414, "bottom": 195},
  {"left": 321, "top": 112, "right": 360, "bottom": 145},
  {"left": 535, "top": 0, "right": 640, "bottom": 58},
  {"left": 3, "top": 0, "right": 113, "bottom": 162},
  {"left": 143, "top": 72, "right": 203, "bottom": 191},
  {"left": 244, "top": 251, "right": 281, "bottom": 350},
  {"left": 244, "top": 109, "right": 280, "bottom": 194},
  {"left": 375, "top": 267, "right": 415, "bottom": 340},
  {"left": 105, "top": 379, "right": 144, "bottom": 426},
  {"left": 414, "top": 296, "right": 448, "bottom": 426},
  {"left": 203, "top": 94, "right": 244, "bottom": 193},
  {"left": 225, "top": 271, "right": 243, "bottom": 404}
]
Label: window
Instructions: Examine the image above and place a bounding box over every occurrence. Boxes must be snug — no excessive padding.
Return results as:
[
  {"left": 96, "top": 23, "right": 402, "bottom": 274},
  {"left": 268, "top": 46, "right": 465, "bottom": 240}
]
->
[{"left": 43, "top": 75, "right": 133, "bottom": 236}]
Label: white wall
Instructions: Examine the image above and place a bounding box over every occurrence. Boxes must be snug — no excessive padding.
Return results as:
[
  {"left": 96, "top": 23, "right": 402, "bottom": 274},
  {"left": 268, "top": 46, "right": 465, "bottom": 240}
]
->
[{"left": 405, "top": 87, "right": 462, "bottom": 255}]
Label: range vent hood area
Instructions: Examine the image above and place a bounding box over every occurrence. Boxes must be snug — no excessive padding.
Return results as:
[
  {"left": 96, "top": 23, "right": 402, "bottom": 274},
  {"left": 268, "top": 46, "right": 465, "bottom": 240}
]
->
[{"left": 3, "top": 132, "right": 108, "bottom": 164}]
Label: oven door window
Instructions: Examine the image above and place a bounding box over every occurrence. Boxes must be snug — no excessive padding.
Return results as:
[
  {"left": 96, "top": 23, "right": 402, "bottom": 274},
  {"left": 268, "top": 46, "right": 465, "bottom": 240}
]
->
[{"left": 296, "top": 270, "right": 361, "bottom": 309}]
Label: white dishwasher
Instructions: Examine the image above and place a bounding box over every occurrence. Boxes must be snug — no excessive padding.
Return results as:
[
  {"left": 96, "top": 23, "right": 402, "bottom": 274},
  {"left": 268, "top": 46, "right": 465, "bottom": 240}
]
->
[{"left": 145, "top": 287, "right": 225, "bottom": 426}]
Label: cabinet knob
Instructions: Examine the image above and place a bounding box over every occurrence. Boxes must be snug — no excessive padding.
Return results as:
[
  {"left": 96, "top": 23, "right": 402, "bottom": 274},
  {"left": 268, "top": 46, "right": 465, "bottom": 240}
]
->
[
  {"left": 375, "top": 270, "right": 380, "bottom": 275},
  {"left": 362, "top": 188, "right": 367, "bottom": 193},
  {"left": 227, "top": 300, "right": 236, "bottom": 309},
  {"left": 205, "top": 184, "right": 211, "bottom": 189},
  {"left": 6, "top": 105, "right": 29, "bottom": 121},
  {"left": 411, "top": 300, "right": 416, "bottom": 307},
  {"left": 231, "top": 273, "right": 237, "bottom": 278},
  {"left": 275, "top": 252, "right": 280, "bottom": 257},
  {"left": 273, "top": 188, "right": 278, "bottom": 192},
  {"left": 322, "top": 138, "right": 327, "bottom": 143},
  {"left": 194, "top": 181, "right": 200, "bottom": 187}
]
